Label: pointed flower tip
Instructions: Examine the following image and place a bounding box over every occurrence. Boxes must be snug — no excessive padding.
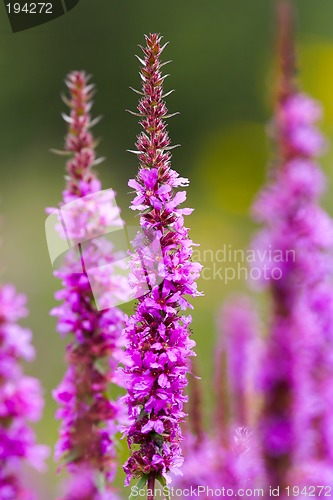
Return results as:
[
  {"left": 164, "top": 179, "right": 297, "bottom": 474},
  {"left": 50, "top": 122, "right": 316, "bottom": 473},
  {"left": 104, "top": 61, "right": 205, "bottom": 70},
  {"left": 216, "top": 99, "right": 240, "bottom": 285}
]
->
[
  {"left": 60, "top": 70, "right": 100, "bottom": 199},
  {"left": 145, "top": 32, "right": 162, "bottom": 44}
]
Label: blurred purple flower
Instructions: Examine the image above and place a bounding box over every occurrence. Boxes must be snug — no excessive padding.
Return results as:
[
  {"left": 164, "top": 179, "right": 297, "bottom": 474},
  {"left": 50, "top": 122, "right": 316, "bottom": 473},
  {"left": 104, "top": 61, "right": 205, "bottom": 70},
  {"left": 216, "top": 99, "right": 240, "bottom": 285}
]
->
[
  {"left": 217, "top": 296, "right": 261, "bottom": 428},
  {"left": 251, "top": 1, "right": 333, "bottom": 488},
  {"left": 57, "top": 466, "right": 120, "bottom": 500},
  {"left": 122, "top": 34, "right": 202, "bottom": 492},
  {"left": 169, "top": 299, "right": 263, "bottom": 499},
  {"left": 0, "top": 285, "right": 48, "bottom": 499},
  {"left": 50, "top": 71, "right": 126, "bottom": 497}
]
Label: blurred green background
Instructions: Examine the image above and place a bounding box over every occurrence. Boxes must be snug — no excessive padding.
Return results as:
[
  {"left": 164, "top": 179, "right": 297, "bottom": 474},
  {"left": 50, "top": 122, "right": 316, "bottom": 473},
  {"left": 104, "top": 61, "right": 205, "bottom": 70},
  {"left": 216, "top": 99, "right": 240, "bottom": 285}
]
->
[{"left": 1, "top": 0, "right": 333, "bottom": 496}]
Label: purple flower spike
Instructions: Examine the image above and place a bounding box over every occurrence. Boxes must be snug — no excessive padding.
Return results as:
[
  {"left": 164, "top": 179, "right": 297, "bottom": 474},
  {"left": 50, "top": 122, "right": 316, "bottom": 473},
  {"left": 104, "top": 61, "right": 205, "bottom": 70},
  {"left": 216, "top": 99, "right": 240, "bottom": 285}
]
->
[
  {"left": 171, "top": 298, "right": 263, "bottom": 497},
  {"left": 218, "top": 297, "right": 260, "bottom": 428},
  {"left": 122, "top": 34, "right": 202, "bottom": 493},
  {"left": 171, "top": 426, "right": 262, "bottom": 497},
  {"left": 252, "top": 0, "right": 333, "bottom": 489},
  {"left": 57, "top": 466, "right": 120, "bottom": 500},
  {"left": 50, "top": 71, "right": 126, "bottom": 497},
  {"left": 0, "top": 285, "right": 49, "bottom": 499}
]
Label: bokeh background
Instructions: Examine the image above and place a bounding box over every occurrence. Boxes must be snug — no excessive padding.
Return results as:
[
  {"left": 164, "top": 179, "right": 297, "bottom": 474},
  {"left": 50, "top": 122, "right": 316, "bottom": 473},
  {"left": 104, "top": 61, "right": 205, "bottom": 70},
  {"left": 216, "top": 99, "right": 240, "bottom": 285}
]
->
[{"left": 1, "top": 0, "right": 333, "bottom": 496}]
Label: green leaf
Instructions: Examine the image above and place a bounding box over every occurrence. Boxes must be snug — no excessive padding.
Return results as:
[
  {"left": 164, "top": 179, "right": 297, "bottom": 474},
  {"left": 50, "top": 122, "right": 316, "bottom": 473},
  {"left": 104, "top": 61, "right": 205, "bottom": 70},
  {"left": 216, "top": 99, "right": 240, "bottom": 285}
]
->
[
  {"left": 142, "top": 206, "right": 154, "bottom": 215},
  {"left": 151, "top": 432, "right": 164, "bottom": 448},
  {"left": 138, "top": 408, "right": 148, "bottom": 421},
  {"left": 114, "top": 436, "right": 123, "bottom": 452},
  {"left": 93, "top": 357, "right": 109, "bottom": 375},
  {"left": 129, "top": 474, "right": 148, "bottom": 500},
  {"left": 50, "top": 148, "right": 72, "bottom": 156},
  {"left": 62, "top": 448, "right": 82, "bottom": 465},
  {"left": 156, "top": 475, "right": 166, "bottom": 487},
  {"left": 95, "top": 472, "right": 106, "bottom": 493},
  {"left": 156, "top": 475, "right": 169, "bottom": 500}
]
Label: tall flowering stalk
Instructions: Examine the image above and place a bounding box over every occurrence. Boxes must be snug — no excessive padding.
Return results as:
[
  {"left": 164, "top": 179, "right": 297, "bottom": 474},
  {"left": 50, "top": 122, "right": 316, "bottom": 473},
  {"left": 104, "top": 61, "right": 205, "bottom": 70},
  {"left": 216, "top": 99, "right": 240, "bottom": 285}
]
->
[
  {"left": 213, "top": 297, "right": 260, "bottom": 444},
  {"left": 252, "top": 0, "right": 333, "bottom": 489},
  {"left": 217, "top": 297, "right": 259, "bottom": 429},
  {"left": 214, "top": 297, "right": 262, "bottom": 493},
  {"left": 50, "top": 71, "right": 125, "bottom": 498},
  {"left": 171, "top": 298, "right": 262, "bottom": 499},
  {"left": 172, "top": 428, "right": 260, "bottom": 500},
  {"left": 0, "top": 285, "right": 48, "bottom": 499},
  {"left": 123, "top": 34, "right": 202, "bottom": 494}
]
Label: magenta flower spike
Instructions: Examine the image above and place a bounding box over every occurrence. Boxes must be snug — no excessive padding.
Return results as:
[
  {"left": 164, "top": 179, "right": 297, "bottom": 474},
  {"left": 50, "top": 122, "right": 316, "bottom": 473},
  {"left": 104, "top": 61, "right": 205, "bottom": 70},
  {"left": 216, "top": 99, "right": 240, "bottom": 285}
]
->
[
  {"left": 252, "top": 0, "right": 333, "bottom": 488},
  {"left": 169, "top": 297, "right": 263, "bottom": 498},
  {"left": 122, "top": 34, "right": 202, "bottom": 494},
  {"left": 0, "top": 285, "right": 48, "bottom": 499},
  {"left": 50, "top": 71, "right": 126, "bottom": 496},
  {"left": 57, "top": 467, "right": 120, "bottom": 500},
  {"left": 218, "top": 297, "right": 260, "bottom": 428},
  {"left": 172, "top": 426, "right": 263, "bottom": 498}
]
